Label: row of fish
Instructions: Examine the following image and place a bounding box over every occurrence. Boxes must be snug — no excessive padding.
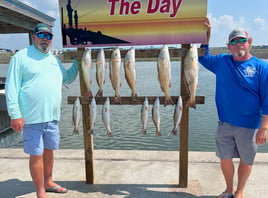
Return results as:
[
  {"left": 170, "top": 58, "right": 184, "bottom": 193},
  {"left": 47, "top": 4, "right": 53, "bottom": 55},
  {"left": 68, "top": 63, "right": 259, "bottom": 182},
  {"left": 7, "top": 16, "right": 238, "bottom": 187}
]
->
[
  {"left": 72, "top": 96, "right": 183, "bottom": 136},
  {"left": 80, "top": 44, "right": 199, "bottom": 108},
  {"left": 81, "top": 47, "right": 137, "bottom": 102}
]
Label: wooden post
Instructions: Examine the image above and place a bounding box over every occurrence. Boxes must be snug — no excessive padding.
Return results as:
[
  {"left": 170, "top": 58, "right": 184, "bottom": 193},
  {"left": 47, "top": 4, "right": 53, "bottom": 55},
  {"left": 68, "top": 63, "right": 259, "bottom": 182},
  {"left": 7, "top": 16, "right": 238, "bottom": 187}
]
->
[
  {"left": 179, "top": 44, "right": 190, "bottom": 187},
  {"left": 77, "top": 48, "right": 94, "bottom": 184}
]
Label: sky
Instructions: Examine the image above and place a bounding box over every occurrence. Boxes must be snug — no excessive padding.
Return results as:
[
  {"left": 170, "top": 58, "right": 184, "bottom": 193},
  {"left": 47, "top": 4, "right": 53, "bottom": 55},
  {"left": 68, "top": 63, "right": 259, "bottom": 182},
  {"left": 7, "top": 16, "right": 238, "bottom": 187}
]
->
[{"left": 1, "top": 0, "right": 268, "bottom": 51}]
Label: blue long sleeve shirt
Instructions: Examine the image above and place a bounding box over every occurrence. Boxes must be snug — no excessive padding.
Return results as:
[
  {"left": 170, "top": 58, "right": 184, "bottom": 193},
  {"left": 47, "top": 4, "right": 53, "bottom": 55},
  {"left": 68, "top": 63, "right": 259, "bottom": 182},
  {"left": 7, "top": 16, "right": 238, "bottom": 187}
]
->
[
  {"left": 199, "top": 45, "right": 268, "bottom": 129},
  {"left": 5, "top": 45, "right": 78, "bottom": 124}
]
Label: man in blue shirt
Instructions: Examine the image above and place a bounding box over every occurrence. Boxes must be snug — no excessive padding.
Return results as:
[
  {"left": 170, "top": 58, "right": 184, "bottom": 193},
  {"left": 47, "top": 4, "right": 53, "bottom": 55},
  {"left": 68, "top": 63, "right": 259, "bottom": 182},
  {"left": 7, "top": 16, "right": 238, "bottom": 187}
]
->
[
  {"left": 199, "top": 18, "right": 268, "bottom": 198},
  {"left": 5, "top": 23, "right": 78, "bottom": 197}
]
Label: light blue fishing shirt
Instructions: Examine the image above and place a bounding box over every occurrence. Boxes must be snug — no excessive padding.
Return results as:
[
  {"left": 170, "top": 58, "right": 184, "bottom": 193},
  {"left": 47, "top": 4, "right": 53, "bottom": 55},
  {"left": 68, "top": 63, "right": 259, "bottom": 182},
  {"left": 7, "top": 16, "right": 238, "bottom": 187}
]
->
[
  {"left": 5, "top": 45, "right": 78, "bottom": 124},
  {"left": 199, "top": 45, "right": 268, "bottom": 129}
]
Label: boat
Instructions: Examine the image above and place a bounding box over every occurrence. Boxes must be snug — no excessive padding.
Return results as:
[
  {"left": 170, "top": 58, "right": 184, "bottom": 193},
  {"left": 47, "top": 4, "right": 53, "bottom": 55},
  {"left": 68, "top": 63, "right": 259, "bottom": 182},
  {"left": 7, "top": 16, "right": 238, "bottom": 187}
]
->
[{"left": 0, "top": 83, "right": 11, "bottom": 133}]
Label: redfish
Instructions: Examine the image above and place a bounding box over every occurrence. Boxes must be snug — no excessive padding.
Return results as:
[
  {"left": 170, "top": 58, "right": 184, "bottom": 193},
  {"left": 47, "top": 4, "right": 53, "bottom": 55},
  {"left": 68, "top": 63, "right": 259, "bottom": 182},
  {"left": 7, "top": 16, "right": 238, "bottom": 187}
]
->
[
  {"left": 157, "top": 45, "right": 174, "bottom": 107},
  {"left": 184, "top": 44, "right": 199, "bottom": 108}
]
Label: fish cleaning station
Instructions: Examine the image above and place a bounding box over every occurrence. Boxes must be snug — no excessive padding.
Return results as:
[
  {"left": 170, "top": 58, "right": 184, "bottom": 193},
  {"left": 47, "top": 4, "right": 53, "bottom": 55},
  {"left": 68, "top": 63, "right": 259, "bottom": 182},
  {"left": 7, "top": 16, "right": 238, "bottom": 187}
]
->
[{"left": 64, "top": 0, "right": 207, "bottom": 188}]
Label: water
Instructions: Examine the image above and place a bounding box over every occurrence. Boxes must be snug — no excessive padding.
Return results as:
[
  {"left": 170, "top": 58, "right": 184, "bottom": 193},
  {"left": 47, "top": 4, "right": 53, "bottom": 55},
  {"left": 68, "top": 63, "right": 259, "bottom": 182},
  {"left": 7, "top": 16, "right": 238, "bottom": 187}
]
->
[{"left": 1, "top": 60, "right": 268, "bottom": 152}]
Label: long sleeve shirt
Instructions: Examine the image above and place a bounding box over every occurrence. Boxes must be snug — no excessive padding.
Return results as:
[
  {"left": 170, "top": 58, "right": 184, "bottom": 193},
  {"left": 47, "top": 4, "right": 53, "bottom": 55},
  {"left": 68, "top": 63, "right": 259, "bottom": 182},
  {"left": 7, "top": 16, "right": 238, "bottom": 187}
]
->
[
  {"left": 199, "top": 45, "right": 268, "bottom": 129},
  {"left": 5, "top": 45, "right": 78, "bottom": 124}
]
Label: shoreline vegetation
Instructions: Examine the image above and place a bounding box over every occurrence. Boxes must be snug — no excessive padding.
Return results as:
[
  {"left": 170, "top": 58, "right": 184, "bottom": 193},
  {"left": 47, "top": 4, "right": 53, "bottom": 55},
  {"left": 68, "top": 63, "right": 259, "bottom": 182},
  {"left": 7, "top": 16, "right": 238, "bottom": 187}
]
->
[{"left": 0, "top": 46, "right": 268, "bottom": 64}]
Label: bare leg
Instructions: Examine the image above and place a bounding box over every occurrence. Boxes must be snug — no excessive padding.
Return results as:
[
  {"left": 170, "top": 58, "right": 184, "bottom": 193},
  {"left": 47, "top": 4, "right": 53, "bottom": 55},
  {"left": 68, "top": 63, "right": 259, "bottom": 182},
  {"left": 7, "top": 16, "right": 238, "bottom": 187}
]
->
[
  {"left": 218, "top": 159, "right": 234, "bottom": 198},
  {"left": 29, "top": 154, "right": 47, "bottom": 198},
  {"left": 43, "top": 149, "right": 67, "bottom": 192},
  {"left": 235, "top": 160, "right": 252, "bottom": 198}
]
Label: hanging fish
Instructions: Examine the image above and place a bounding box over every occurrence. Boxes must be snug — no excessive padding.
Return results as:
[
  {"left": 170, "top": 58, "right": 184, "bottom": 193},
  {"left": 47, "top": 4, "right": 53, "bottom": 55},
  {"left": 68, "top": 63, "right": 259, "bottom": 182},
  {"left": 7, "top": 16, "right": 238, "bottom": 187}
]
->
[
  {"left": 184, "top": 44, "right": 199, "bottom": 108},
  {"left": 157, "top": 45, "right": 174, "bottom": 107},
  {"left": 102, "top": 97, "right": 112, "bottom": 137},
  {"left": 109, "top": 47, "right": 121, "bottom": 102},
  {"left": 124, "top": 47, "right": 137, "bottom": 100},
  {"left": 152, "top": 97, "right": 161, "bottom": 136},
  {"left": 81, "top": 48, "right": 93, "bottom": 96},
  {"left": 141, "top": 97, "right": 149, "bottom": 134},
  {"left": 72, "top": 97, "right": 81, "bottom": 134},
  {"left": 96, "top": 48, "right": 106, "bottom": 97},
  {"left": 172, "top": 96, "right": 183, "bottom": 135},
  {"left": 88, "top": 97, "right": 97, "bottom": 134}
]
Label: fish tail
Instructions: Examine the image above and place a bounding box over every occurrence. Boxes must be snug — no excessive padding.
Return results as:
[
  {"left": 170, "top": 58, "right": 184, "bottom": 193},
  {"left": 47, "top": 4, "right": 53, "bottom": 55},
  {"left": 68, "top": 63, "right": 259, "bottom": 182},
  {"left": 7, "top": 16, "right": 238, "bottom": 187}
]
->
[
  {"left": 96, "top": 89, "right": 103, "bottom": 97},
  {"left": 85, "top": 90, "right": 93, "bottom": 97},
  {"left": 190, "top": 101, "right": 196, "bottom": 109},
  {"left": 107, "top": 130, "right": 112, "bottom": 137},
  {"left": 172, "top": 128, "right": 177, "bottom": 135},
  {"left": 164, "top": 96, "right": 174, "bottom": 107},
  {"left": 88, "top": 128, "right": 94, "bottom": 134},
  {"left": 115, "top": 89, "right": 120, "bottom": 97},
  {"left": 73, "top": 128, "right": 79, "bottom": 134},
  {"left": 186, "top": 99, "right": 196, "bottom": 109},
  {"left": 141, "top": 129, "right": 147, "bottom": 134},
  {"left": 155, "top": 130, "right": 161, "bottom": 136},
  {"left": 131, "top": 92, "right": 138, "bottom": 100},
  {"left": 114, "top": 92, "right": 121, "bottom": 103}
]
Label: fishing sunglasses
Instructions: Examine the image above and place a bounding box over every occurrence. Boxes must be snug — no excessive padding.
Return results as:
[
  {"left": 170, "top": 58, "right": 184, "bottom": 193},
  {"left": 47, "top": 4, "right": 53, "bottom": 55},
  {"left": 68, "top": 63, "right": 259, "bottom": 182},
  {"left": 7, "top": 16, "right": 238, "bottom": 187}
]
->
[
  {"left": 36, "top": 33, "right": 53, "bottom": 40},
  {"left": 229, "top": 38, "right": 248, "bottom": 45}
]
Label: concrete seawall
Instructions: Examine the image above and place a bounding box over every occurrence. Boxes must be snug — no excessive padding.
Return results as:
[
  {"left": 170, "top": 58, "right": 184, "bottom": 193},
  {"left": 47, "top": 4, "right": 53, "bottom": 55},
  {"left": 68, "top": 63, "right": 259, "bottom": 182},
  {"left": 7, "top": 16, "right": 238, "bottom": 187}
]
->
[{"left": 0, "top": 149, "right": 268, "bottom": 198}]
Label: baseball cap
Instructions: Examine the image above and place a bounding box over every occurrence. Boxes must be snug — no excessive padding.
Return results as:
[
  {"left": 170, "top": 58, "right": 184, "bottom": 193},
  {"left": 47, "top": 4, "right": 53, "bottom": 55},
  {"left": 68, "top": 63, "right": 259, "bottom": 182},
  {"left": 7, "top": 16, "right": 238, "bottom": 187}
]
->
[
  {"left": 228, "top": 28, "right": 248, "bottom": 42},
  {"left": 34, "top": 23, "right": 53, "bottom": 35}
]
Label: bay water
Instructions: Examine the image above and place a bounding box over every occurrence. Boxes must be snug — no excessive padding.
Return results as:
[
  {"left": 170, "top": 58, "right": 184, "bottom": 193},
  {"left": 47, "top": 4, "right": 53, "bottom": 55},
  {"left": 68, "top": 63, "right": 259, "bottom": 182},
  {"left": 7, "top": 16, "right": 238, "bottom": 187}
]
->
[{"left": 1, "top": 60, "right": 268, "bottom": 152}]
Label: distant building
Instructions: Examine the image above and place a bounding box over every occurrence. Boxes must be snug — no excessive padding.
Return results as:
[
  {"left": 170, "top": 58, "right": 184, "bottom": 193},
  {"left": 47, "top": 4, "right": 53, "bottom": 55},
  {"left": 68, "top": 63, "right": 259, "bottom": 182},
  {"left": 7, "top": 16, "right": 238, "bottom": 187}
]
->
[{"left": 0, "top": 48, "right": 12, "bottom": 53}]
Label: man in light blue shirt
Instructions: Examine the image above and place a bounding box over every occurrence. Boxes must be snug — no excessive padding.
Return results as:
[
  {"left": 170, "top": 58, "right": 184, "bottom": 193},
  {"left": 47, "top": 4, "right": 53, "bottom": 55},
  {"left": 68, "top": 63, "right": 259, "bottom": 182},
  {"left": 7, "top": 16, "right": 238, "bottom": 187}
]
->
[{"left": 5, "top": 23, "right": 78, "bottom": 197}]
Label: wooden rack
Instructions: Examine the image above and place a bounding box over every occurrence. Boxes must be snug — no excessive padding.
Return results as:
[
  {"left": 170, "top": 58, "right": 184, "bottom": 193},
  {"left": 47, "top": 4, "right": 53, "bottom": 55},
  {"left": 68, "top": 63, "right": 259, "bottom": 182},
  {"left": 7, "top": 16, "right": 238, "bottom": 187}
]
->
[{"left": 67, "top": 44, "right": 205, "bottom": 187}]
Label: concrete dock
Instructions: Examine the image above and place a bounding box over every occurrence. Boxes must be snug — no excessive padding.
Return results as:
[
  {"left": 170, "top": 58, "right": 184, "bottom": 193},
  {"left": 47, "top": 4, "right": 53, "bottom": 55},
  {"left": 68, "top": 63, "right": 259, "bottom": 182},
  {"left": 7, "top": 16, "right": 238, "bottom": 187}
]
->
[{"left": 0, "top": 149, "right": 267, "bottom": 198}]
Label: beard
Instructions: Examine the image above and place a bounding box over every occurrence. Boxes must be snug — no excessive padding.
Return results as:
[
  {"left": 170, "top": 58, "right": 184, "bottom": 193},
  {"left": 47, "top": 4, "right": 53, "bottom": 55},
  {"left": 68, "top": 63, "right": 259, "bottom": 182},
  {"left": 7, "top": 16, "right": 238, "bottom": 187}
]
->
[
  {"left": 37, "top": 42, "right": 51, "bottom": 53},
  {"left": 234, "top": 49, "right": 246, "bottom": 57}
]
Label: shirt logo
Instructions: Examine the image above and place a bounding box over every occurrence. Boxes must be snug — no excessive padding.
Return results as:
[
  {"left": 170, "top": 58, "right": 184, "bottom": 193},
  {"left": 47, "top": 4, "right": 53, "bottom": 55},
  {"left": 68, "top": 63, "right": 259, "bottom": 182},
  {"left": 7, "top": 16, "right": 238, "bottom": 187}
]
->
[{"left": 244, "top": 66, "right": 256, "bottom": 77}]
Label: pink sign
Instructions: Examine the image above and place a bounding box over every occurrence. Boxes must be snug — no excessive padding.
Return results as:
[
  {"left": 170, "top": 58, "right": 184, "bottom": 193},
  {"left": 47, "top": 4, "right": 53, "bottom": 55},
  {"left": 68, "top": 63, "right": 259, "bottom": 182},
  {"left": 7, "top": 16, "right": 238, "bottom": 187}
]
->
[{"left": 59, "top": 0, "right": 207, "bottom": 48}]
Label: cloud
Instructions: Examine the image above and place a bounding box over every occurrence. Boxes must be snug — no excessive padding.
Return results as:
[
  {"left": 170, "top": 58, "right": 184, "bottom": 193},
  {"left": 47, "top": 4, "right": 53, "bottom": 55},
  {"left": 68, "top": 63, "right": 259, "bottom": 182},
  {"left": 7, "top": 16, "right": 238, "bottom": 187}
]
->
[
  {"left": 19, "top": 0, "right": 59, "bottom": 18},
  {"left": 207, "top": 13, "right": 268, "bottom": 46},
  {"left": 253, "top": 16, "right": 267, "bottom": 30}
]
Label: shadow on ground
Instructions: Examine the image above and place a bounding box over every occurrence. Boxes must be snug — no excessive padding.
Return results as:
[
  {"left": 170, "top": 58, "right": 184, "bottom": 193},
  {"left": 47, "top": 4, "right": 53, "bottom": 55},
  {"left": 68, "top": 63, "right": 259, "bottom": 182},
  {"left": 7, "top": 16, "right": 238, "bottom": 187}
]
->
[{"left": 0, "top": 179, "right": 217, "bottom": 198}]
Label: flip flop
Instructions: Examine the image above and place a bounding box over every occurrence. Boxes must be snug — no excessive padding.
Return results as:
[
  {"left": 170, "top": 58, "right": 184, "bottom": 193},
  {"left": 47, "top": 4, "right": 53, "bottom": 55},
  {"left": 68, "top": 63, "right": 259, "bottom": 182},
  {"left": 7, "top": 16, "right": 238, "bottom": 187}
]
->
[
  {"left": 45, "top": 185, "right": 68, "bottom": 193},
  {"left": 218, "top": 192, "right": 234, "bottom": 198}
]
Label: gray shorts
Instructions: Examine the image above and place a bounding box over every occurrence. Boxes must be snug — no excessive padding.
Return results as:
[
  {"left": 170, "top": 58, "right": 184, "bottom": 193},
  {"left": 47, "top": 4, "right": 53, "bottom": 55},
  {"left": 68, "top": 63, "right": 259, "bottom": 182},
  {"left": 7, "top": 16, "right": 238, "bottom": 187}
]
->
[{"left": 216, "top": 121, "right": 258, "bottom": 165}]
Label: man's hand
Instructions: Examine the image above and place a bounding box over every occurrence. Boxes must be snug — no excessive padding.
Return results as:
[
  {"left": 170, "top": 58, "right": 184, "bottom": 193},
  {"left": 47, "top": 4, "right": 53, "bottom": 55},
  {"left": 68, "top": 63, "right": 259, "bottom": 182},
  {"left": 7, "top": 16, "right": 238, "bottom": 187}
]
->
[
  {"left": 11, "top": 118, "right": 24, "bottom": 132},
  {"left": 256, "top": 128, "right": 267, "bottom": 145},
  {"left": 203, "top": 17, "right": 211, "bottom": 45}
]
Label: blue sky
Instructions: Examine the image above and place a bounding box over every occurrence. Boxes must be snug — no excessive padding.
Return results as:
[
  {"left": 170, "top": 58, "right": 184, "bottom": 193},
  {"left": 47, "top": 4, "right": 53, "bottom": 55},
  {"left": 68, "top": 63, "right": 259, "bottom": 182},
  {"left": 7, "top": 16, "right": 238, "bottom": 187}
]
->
[{"left": 1, "top": 0, "right": 268, "bottom": 51}]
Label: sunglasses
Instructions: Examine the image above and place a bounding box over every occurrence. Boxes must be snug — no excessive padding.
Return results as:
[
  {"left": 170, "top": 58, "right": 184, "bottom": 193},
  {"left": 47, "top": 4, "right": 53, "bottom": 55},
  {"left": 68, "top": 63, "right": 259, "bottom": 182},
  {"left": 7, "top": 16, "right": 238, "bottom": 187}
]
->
[
  {"left": 36, "top": 33, "right": 53, "bottom": 40},
  {"left": 229, "top": 38, "right": 248, "bottom": 45}
]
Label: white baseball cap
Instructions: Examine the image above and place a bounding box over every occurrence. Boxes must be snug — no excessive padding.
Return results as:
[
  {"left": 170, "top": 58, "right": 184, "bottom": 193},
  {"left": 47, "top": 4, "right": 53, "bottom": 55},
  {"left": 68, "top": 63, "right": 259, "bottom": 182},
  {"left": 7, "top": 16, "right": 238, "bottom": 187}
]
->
[{"left": 228, "top": 28, "right": 248, "bottom": 42}]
